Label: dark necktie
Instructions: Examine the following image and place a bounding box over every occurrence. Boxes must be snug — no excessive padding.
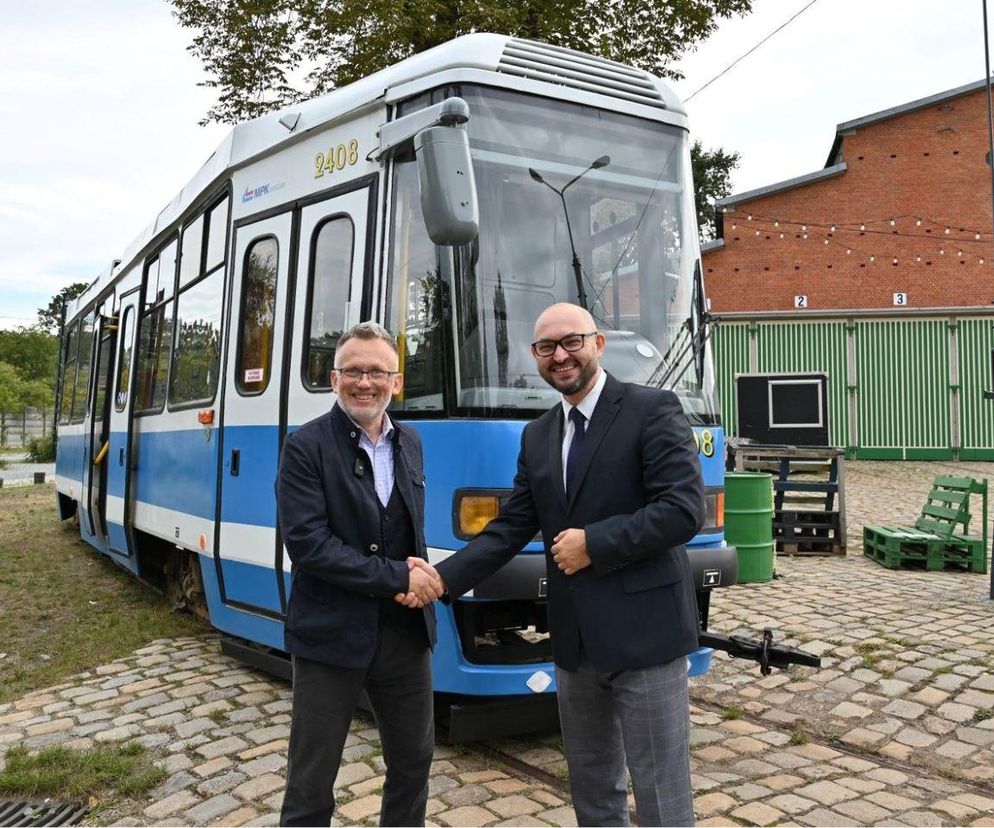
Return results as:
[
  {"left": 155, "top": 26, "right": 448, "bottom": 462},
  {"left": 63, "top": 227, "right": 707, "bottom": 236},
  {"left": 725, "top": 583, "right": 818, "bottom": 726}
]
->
[{"left": 566, "top": 407, "right": 586, "bottom": 499}]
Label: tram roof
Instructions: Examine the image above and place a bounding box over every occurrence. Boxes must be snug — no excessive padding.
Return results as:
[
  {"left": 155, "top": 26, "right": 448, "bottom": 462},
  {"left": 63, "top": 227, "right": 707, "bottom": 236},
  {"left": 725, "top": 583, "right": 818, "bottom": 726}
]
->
[{"left": 73, "top": 33, "right": 684, "bottom": 319}]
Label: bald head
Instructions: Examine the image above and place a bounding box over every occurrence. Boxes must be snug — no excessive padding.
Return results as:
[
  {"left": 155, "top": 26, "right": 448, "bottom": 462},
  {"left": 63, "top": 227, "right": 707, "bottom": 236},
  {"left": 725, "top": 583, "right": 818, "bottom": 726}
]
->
[
  {"left": 531, "top": 302, "right": 605, "bottom": 404},
  {"left": 533, "top": 303, "right": 597, "bottom": 340}
]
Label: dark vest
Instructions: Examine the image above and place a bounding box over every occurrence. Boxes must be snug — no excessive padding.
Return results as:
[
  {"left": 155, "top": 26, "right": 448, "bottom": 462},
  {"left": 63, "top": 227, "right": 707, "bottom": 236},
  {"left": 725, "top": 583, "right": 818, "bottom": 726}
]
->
[{"left": 377, "top": 483, "right": 428, "bottom": 643}]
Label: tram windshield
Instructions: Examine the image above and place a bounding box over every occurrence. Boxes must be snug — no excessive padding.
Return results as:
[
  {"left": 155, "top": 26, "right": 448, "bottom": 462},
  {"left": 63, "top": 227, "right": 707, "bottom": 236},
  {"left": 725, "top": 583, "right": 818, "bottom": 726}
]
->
[{"left": 387, "top": 85, "right": 718, "bottom": 423}]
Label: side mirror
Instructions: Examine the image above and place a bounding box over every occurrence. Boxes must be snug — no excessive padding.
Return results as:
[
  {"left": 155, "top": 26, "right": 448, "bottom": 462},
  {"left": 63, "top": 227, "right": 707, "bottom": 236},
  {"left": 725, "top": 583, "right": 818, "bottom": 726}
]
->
[{"left": 414, "top": 126, "right": 479, "bottom": 245}]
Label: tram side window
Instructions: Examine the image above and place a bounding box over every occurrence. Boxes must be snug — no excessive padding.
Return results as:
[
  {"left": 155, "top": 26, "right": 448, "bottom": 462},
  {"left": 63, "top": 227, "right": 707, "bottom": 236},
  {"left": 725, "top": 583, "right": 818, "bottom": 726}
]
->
[
  {"left": 204, "top": 197, "right": 230, "bottom": 275},
  {"left": 70, "top": 310, "right": 96, "bottom": 423},
  {"left": 387, "top": 159, "right": 444, "bottom": 412},
  {"left": 179, "top": 214, "right": 204, "bottom": 289},
  {"left": 236, "top": 237, "right": 278, "bottom": 395},
  {"left": 114, "top": 306, "right": 134, "bottom": 412},
  {"left": 169, "top": 268, "right": 224, "bottom": 406},
  {"left": 304, "top": 217, "right": 353, "bottom": 390},
  {"left": 59, "top": 321, "right": 80, "bottom": 425},
  {"left": 135, "top": 303, "right": 173, "bottom": 412}
]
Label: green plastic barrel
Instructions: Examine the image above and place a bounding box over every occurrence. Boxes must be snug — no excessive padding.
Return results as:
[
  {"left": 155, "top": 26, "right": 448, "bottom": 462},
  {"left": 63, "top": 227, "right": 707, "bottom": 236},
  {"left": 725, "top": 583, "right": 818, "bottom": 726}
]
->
[{"left": 724, "top": 472, "right": 775, "bottom": 583}]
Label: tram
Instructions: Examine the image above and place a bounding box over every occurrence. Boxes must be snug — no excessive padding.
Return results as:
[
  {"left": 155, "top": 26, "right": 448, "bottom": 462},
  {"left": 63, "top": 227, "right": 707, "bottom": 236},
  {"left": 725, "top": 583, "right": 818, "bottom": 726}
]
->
[{"left": 55, "top": 34, "right": 787, "bottom": 740}]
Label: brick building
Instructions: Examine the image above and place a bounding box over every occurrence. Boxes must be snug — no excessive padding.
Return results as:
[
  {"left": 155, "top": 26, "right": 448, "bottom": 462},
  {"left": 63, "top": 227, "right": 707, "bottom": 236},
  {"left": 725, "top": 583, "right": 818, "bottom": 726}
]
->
[{"left": 702, "top": 79, "right": 994, "bottom": 313}]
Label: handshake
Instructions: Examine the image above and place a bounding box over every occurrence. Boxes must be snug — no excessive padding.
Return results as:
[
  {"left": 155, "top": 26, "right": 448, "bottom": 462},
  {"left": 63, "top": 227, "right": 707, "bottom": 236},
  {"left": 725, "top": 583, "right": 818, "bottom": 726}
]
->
[{"left": 394, "top": 557, "right": 445, "bottom": 608}]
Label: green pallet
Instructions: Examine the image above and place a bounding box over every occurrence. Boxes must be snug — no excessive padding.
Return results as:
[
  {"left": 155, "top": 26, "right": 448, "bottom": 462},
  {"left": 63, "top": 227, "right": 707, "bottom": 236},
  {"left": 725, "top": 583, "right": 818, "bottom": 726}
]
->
[{"left": 863, "top": 526, "right": 987, "bottom": 573}]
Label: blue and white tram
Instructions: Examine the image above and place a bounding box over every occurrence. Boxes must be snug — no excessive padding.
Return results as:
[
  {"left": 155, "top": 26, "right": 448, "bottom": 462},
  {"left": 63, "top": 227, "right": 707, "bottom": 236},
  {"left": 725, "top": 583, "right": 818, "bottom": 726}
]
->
[{"left": 55, "top": 34, "right": 740, "bottom": 738}]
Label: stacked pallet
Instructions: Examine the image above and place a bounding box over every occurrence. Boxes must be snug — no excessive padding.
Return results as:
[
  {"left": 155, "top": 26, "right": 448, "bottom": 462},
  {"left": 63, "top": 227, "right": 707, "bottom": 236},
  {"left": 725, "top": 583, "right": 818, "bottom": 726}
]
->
[
  {"left": 863, "top": 476, "right": 988, "bottom": 574},
  {"left": 734, "top": 446, "right": 846, "bottom": 556}
]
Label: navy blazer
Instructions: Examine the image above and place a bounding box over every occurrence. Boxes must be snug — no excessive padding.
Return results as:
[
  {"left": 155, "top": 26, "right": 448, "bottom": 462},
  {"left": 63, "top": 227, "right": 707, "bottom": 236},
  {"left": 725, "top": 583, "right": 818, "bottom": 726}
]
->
[
  {"left": 276, "top": 404, "right": 437, "bottom": 668},
  {"left": 437, "top": 374, "right": 704, "bottom": 673}
]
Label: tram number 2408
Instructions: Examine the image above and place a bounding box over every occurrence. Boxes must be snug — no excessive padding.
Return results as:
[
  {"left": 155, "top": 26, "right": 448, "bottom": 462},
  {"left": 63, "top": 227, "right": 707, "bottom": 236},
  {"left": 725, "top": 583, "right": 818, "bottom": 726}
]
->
[
  {"left": 314, "top": 139, "right": 360, "bottom": 178},
  {"left": 693, "top": 429, "right": 715, "bottom": 458}
]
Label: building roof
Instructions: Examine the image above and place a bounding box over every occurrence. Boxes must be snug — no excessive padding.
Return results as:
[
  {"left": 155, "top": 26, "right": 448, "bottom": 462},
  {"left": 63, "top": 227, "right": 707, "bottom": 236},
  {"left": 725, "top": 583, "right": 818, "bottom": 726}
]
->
[
  {"left": 718, "top": 77, "right": 992, "bottom": 216},
  {"left": 715, "top": 163, "right": 847, "bottom": 210}
]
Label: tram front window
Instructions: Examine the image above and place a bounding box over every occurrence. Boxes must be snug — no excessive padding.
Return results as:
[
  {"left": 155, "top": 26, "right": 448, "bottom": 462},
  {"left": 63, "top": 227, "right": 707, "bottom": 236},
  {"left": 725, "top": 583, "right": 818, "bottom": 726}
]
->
[{"left": 388, "top": 85, "right": 716, "bottom": 420}]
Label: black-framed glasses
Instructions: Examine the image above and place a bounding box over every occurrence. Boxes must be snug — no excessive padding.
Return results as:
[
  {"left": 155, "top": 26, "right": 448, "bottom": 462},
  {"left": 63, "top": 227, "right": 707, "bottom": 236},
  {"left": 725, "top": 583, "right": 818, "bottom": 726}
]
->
[
  {"left": 334, "top": 367, "right": 400, "bottom": 383},
  {"left": 530, "top": 332, "right": 598, "bottom": 358}
]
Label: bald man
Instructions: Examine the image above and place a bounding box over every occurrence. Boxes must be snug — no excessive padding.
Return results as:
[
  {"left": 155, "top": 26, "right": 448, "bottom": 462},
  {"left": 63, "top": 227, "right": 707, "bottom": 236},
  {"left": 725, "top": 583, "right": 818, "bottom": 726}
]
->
[{"left": 436, "top": 303, "right": 705, "bottom": 826}]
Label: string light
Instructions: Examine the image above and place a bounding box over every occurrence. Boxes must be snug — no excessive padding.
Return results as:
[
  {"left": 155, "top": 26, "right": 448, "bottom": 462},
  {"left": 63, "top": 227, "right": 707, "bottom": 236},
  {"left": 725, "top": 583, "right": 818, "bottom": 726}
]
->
[{"left": 717, "top": 211, "right": 993, "bottom": 266}]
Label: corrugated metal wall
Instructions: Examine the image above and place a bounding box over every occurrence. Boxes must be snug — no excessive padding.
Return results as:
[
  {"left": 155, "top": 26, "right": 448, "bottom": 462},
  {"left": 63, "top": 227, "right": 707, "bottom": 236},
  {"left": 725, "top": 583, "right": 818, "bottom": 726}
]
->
[
  {"left": 713, "top": 314, "right": 994, "bottom": 460},
  {"left": 959, "top": 317, "right": 994, "bottom": 459}
]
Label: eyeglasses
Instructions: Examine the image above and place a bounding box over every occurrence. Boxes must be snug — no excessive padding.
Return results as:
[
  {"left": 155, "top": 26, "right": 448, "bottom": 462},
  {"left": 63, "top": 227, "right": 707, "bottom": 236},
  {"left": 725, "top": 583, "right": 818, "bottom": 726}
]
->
[
  {"left": 530, "top": 332, "right": 598, "bottom": 358},
  {"left": 334, "top": 368, "right": 400, "bottom": 383}
]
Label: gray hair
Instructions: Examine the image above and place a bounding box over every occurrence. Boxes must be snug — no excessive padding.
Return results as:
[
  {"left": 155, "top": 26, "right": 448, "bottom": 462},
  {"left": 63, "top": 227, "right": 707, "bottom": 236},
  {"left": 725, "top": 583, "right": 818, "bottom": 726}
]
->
[{"left": 335, "top": 321, "right": 399, "bottom": 364}]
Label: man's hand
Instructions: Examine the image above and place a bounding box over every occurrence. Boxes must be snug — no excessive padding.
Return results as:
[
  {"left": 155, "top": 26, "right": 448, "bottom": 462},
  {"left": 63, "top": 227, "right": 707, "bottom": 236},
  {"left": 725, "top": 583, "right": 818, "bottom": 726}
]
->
[
  {"left": 551, "top": 528, "right": 591, "bottom": 575},
  {"left": 394, "top": 557, "right": 444, "bottom": 608}
]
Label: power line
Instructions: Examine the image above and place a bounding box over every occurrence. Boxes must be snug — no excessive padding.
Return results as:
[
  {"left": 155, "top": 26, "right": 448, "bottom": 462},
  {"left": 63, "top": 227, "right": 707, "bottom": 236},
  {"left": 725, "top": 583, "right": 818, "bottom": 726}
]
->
[{"left": 686, "top": 0, "right": 821, "bottom": 102}]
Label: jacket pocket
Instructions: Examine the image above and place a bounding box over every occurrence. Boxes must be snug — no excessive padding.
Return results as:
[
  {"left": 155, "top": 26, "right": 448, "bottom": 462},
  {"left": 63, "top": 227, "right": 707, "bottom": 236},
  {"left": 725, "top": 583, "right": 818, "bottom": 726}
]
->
[{"left": 622, "top": 557, "right": 684, "bottom": 593}]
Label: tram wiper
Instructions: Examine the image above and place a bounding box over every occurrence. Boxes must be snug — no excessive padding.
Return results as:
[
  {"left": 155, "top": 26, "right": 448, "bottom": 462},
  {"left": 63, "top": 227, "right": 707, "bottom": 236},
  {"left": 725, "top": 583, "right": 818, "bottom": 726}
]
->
[{"left": 528, "top": 155, "right": 610, "bottom": 311}]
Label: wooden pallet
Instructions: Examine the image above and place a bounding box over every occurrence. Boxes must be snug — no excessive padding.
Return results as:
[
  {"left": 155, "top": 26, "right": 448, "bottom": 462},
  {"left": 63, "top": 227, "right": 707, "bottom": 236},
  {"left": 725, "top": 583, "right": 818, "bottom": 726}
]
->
[
  {"left": 863, "top": 528, "right": 987, "bottom": 573},
  {"left": 777, "top": 510, "right": 844, "bottom": 555},
  {"left": 861, "top": 476, "right": 988, "bottom": 574}
]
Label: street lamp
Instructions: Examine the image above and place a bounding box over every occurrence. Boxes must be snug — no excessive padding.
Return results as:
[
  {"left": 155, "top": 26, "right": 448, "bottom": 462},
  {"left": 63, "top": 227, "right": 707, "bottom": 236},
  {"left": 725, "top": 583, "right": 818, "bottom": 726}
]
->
[{"left": 528, "top": 155, "right": 611, "bottom": 311}]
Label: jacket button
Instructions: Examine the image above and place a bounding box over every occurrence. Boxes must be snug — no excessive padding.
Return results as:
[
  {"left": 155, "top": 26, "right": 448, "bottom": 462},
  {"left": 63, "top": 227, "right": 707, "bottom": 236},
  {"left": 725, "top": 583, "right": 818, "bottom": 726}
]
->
[
  {"left": 370, "top": 543, "right": 379, "bottom": 552},
  {"left": 351, "top": 431, "right": 357, "bottom": 438}
]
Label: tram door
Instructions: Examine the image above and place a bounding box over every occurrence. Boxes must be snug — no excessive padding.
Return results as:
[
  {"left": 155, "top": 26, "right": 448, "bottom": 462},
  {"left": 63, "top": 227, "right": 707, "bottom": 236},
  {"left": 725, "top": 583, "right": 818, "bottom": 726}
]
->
[
  {"left": 279, "top": 183, "right": 374, "bottom": 608},
  {"left": 85, "top": 297, "right": 118, "bottom": 542},
  {"left": 105, "top": 290, "right": 138, "bottom": 556},
  {"left": 215, "top": 211, "right": 293, "bottom": 613}
]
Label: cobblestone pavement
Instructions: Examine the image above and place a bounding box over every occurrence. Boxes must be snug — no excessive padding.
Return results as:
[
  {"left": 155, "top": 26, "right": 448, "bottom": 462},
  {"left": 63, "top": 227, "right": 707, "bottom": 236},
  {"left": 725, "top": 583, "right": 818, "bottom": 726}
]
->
[{"left": 2, "top": 460, "right": 994, "bottom": 826}]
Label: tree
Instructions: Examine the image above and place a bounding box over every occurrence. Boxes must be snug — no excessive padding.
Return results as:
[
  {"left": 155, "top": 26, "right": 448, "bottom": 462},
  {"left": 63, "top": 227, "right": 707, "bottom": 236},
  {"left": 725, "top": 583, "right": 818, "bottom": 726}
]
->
[
  {"left": 170, "top": 0, "right": 753, "bottom": 120},
  {"left": 170, "top": 0, "right": 749, "bottom": 239},
  {"left": 0, "top": 328, "right": 59, "bottom": 387},
  {"left": 0, "top": 362, "right": 52, "bottom": 447},
  {"left": 37, "top": 282, "right": 88, "bottom": 334},
  {"left": 691, "top": 140, "right": 739, "bottom": 242}
]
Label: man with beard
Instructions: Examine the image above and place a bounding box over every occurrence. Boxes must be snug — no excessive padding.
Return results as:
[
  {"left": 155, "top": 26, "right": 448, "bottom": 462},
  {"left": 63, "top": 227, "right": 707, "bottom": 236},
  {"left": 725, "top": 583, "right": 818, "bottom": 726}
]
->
[
  {"left": 435, "top": 302, "right": 705, "bottom": 826},
  {"left": 276, "top": 322, "right": 443, "bottom": 827}
]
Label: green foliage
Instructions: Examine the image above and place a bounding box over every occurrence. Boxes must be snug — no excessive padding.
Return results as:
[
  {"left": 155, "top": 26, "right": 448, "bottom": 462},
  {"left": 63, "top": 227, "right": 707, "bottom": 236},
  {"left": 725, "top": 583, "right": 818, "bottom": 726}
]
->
[
  {"left": 0, "top": 328, "right": 59, "bottom": 386},
  {"left": 0, "top": 742, "right": 166, "bottom": 800},
  {"left": 691, "top": 140, "right": 740, "bottom": 242},
  {"left": 721, "top": 705, "right": 743, "bottom": 720},
  {"left": 789, "top": 729, "right": 808, "bottom": 745},
  {"left": 0, "top": 361, "right": 52, "bottom": 418},
  {"left": 36, "top": 282, "right": 89, "bottom": 334},
  {"left": 25, "top": 433, "right": 56, "bottom": 463}
]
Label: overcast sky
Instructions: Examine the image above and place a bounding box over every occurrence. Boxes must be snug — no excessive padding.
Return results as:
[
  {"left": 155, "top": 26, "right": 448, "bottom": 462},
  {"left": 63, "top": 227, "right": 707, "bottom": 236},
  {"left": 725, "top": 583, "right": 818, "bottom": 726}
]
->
[{"left": 0, "top": 0, "right": 989, "bottom": 330}]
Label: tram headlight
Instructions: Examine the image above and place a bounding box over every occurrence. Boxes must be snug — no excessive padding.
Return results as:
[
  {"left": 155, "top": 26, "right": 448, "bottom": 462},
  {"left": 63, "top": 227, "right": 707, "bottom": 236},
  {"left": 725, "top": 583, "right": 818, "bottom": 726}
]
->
[
  {"left": 702, "top": 488, "right": 724, "bottom": 534},
  {"left": 453, "top": 489, "right": 509, "bottom": 539}
]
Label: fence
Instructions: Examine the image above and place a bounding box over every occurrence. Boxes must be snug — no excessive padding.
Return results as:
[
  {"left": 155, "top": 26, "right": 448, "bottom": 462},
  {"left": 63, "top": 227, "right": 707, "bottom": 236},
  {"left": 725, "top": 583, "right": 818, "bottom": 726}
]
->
[
  {"left": 0, "top": 407, "right": 54, "bottom": 448},
  {"left": 713, "top": 310, "right": 994, "bottom": 460}
]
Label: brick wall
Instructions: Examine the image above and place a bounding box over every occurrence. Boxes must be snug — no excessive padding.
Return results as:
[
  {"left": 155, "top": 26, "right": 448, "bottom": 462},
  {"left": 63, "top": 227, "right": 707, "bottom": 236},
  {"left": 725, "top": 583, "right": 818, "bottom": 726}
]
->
[{"left": 703, "top": 87, "right": 994, "bottom": 313}]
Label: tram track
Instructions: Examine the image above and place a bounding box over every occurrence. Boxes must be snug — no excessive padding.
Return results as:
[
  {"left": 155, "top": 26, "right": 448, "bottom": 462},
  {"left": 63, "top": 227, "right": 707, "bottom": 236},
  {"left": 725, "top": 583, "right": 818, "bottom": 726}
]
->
[{"left": 454, "top": 695, "right": 994, "bottom": 809}]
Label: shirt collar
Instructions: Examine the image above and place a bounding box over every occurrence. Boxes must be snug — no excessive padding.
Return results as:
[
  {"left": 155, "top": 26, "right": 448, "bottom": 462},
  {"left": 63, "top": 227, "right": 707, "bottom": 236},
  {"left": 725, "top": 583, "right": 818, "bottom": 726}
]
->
[
  {"left": 346, "top": 410, "right": 394, "bottom": 447},
  {"left": 561, "top": 368, "right": 607, "bottom": 425}
]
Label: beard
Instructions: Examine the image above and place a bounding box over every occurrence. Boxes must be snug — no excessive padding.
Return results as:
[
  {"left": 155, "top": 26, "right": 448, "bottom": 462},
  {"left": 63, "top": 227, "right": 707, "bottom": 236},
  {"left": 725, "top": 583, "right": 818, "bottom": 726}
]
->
[
  {"left": 337, "top": 394, "right": 389, "bottom": 427},
  {"left": 540, "top": 358, "right": 598, "bottom": 397}
]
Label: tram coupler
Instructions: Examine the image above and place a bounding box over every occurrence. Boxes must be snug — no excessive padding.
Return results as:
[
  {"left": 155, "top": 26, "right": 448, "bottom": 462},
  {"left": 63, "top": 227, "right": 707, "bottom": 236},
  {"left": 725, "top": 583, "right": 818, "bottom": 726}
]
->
[{"left": 699, "top": 628, "right": 821, "bottom": 675}]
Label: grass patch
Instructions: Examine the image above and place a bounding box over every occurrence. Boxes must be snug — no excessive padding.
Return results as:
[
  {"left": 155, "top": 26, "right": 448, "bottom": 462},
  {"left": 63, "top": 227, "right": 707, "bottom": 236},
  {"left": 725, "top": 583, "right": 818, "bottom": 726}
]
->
[
  {"left": 973, "top": 708, "right": 994, "bottom": 723},
  {"left": 0, "top": 485, "right": 208, "bottom": 705},
  {"left": 0, "top": 742, "right": 166, "bottom": 800},
  {"left": 789, "top": 730, "right": 808, "bottom": 745},
  {"left": 721, "top": 706, "right": 743, "bottom": 721},
  {"left": 208, "top": 708, "right": 228, "bottom": 725}
]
